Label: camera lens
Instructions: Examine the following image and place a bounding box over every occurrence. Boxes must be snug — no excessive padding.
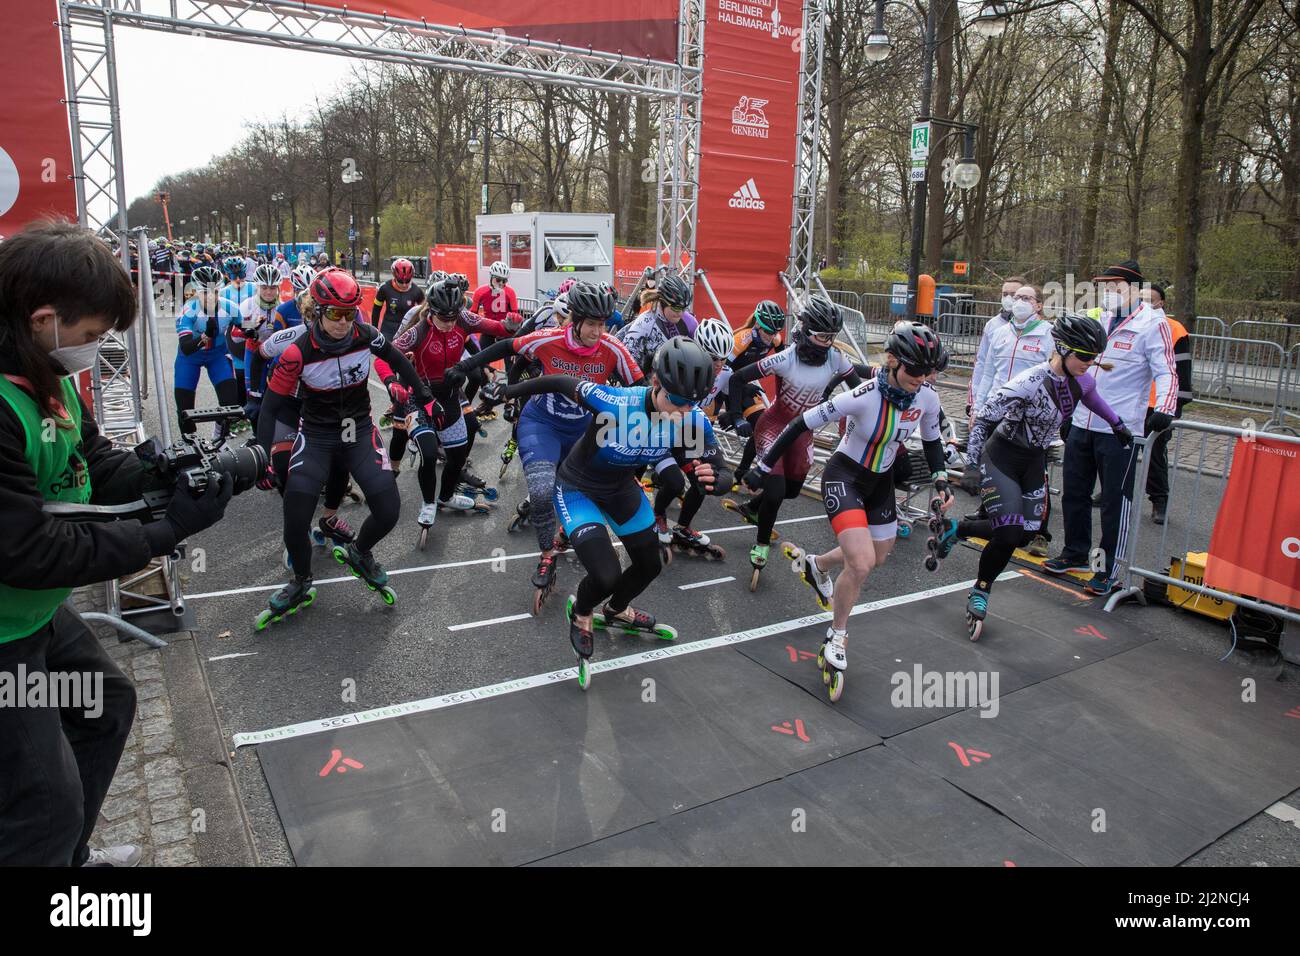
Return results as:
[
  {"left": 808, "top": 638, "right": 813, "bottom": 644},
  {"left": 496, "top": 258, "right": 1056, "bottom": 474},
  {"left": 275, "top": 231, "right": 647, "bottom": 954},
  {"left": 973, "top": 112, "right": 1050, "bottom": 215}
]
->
[{"left": 211, "top": 443, "right": 268, "bottom": 494}]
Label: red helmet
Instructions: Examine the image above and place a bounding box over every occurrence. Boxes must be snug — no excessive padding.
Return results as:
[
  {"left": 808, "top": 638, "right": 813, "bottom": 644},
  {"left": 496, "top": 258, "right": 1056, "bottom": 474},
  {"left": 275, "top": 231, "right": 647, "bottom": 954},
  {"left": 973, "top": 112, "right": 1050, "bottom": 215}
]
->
[
  {"left": 310, "top": 268, "right": 362, "bottom": 308},
  {"left": 392, "top": 258, "right": 414, "bottom": 283}
]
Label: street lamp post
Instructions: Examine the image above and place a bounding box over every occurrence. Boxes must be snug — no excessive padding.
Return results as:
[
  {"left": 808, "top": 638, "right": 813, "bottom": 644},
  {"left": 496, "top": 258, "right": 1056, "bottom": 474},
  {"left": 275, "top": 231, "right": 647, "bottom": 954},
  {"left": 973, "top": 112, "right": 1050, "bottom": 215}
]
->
[
  {"left": 869, "top": 0, "right": 1005, "bottom": 320},
  {"left": 271, "top": 192, "right": 285, "bottom": 253},
  {"left": 210, "top": 209, "right": 219, "bottom": 244},
  {"left": 342, "top": 169, "right": 363, "bottom": 271}
]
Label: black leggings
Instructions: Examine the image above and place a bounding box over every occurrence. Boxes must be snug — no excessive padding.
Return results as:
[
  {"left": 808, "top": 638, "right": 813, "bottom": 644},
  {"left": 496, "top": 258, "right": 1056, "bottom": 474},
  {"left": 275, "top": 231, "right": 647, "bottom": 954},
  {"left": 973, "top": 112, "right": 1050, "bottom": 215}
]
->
[
  {"left": 282, "top": 421, "right": 400, "bottom": 576},
  {"left": 572, "top": 526, "right": 662, "bottom": 617},
  {"left": 957, "top": 433, "right": 1046, "bottom": 591},
  {"left": 755, "top": 473, "right": 801, "bottom": 545},
  {"left": 733, "top": 407, "right": 765, "bottom": 480}
]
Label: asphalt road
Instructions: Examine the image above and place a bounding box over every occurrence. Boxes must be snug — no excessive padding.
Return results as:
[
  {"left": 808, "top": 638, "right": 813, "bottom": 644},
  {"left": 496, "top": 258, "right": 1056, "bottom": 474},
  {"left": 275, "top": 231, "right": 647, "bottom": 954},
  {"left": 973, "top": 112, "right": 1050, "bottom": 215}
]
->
[{"left": 131, "top": 308, "right": 1298, "bottom": 866}]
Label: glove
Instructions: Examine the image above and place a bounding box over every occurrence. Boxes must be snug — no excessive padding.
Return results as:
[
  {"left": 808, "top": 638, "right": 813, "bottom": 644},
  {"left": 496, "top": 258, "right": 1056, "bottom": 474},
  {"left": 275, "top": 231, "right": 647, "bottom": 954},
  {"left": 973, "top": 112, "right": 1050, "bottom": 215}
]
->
[
  {"left": 1113, "top": 422, "right": 1133, "bottom": 448},
  {"left": 387, "top": 380, "right": 411, "bottom": 405},
  {"left": 503, "top": 400, "right": 519, "bottom": 423},
  {"left": 742, "top": 461, "right": 771, "bottom": 491},
  {"left": 1147, "top": 411, "right": 1173, "bottom": 433},
  {"left": 480, "top": 380, "right": 505, "bottom": 405},
  {"left": 150, "top": 472, "right": 234, "bottom": 551},
  {"left": 443, "top": 364, "right": 467, "bottom": 392},
  {"left": 256, "top": 465, "right": 277, "bottom": 492},
  {"left": 735, "top": 418, "right": 754, "bottom": 439}
]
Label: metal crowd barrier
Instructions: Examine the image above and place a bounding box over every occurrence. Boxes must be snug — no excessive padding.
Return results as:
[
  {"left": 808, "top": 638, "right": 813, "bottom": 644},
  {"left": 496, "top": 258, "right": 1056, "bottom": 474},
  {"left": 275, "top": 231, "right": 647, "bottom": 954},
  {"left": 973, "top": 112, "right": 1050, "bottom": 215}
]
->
[
  {"left": 1188, "top": 333, "right": 1292, "bottom": 430},
  {"left": 1106, "top": 421, "right": 1300, "bottom": 628}
]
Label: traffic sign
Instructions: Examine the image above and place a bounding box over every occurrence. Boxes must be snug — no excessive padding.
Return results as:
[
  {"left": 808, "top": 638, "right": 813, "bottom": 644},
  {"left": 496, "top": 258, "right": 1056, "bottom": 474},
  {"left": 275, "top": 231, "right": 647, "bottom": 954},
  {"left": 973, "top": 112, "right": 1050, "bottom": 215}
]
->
[
  {"left": 348, "top": 228, "right": 357, "bottom": 241},
  {"left": 317, "top": 228, "right": 325, "bottom": 243},
  {"left": 910, "top": 160, "right": 927, "bottom": 183},
  {"left": 910, "top": 121, "right": 931, "bottom": 160},
  {"left": 953, "top": 261, "right": 968, "bottom": 276}
]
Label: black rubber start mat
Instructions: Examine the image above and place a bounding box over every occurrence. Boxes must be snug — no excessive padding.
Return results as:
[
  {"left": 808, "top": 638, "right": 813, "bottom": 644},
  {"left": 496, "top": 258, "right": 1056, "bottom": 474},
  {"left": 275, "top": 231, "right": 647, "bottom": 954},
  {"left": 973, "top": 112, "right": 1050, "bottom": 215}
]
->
[
  {"left": 258, "top": 648, "right": 879, "bottom": 865},
  {"left": 887, "top": 640, "right": 1300, "bottom": 866},
  {"left": 533, "top": 747, "right": 1075, "bottom": 866},
  {"left": 736, "top": 576, "right": 1154, "bottom": 738}
]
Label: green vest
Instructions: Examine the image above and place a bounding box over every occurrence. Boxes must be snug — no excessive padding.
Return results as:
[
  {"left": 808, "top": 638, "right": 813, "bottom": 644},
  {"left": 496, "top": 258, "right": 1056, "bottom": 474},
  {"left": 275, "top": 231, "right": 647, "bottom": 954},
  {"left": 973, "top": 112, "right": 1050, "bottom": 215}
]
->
[{"left": 0, "top": 375, "right": 92, "bottom": 643}]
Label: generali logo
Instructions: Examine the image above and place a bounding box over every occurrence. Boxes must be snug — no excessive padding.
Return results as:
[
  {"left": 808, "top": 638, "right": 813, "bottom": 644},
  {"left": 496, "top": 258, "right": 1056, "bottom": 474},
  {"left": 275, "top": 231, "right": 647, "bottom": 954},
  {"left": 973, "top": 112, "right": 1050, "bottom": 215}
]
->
[
  {"left": 730, "top": 95, "right": 770, "bottom": 138},
  {"left": 729, "top": 178, "right": 766, "bottom": 210}
]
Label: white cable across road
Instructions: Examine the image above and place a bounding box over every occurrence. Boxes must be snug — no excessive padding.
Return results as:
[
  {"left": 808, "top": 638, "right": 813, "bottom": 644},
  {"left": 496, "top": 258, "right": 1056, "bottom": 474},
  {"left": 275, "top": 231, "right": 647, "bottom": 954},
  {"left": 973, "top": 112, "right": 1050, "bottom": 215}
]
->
[{"left": 230, "top": 571, "right": 1020, "bottom": 748}]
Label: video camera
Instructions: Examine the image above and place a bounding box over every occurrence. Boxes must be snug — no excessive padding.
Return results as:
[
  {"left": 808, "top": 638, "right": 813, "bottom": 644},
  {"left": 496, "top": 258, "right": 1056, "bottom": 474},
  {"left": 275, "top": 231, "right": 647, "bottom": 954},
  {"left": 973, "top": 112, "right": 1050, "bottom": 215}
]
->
[
  {"left": 133, "top": 407, "right": 267, "bottom": 516},
  {"left": 43, "top": 407, "right": 267, "bottom": 525}
]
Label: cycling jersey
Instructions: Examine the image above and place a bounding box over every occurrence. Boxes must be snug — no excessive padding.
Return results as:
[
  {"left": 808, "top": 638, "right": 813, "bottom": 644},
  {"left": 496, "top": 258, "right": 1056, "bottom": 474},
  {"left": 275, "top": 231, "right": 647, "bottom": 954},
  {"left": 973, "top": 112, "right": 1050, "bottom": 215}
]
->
[
  {"left": 969, "top": 361, "right": 1122, "bottom": 464},
  {"left": 175, "top": 297, "right": 235, "bottom": 358},
  {"left": 262, "top": 320, "right": 419, "bottom": 430},
  {"left": 728, "top": 326, "right": 783, "bottom": 370},
  {"left": 803, "top": 376, "right": 943, "bottom": 474},
  {"left": 228, "top": 294, "right": 281, "bottom": 370},
  {"left": 220, "top": 281, "right": 258, "bottom": 313},
  {"left": 509, "top": 328, "right": 641, "bottom": 422},
  {"left": 557, "top": 382, "right": 719, "bottom": 496},
  {"left": 470, "top": 283, "right": 519, "bottom": 325},
  {"left": 617, "top": 309, "right": 699, "bottom": 374},
  {"left": 373, "top": 307, "right": 509, "bottom": 388},
  {"left": 371, "top": 280, "right": 426, "bottom": 339},
  {"left": 753, "top": 344, "right": 855, "bottom": 416}
]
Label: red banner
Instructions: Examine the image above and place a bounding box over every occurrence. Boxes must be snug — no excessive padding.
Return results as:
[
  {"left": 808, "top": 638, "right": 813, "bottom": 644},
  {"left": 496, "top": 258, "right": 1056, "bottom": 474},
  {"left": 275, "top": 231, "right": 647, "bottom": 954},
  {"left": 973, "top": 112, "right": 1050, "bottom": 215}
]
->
[
  {"left": 428, "top": 244, "right": 477, "bottom": 279},
  {"left": 692, "top": 0, "right": 801, "bottom": 329},
  {"left": 614, "top": 246, "right": 657, "bottom": 291},
  {"left": 1203, "top": 437, "right": 1300, "bottom": 610},
  {"left": 0, "top": 1, "right": 77, "bottom": 235},
  {"left": 311, "top": 2, "right": 678, "bottom": 61}
]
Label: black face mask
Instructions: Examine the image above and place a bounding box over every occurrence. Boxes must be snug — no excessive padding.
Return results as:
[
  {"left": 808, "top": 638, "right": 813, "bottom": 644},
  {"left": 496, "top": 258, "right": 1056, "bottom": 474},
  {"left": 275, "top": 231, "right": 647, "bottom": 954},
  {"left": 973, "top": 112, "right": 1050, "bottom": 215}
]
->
[{"left": 794, "top": 329, "right": 830, "bottom": 366}]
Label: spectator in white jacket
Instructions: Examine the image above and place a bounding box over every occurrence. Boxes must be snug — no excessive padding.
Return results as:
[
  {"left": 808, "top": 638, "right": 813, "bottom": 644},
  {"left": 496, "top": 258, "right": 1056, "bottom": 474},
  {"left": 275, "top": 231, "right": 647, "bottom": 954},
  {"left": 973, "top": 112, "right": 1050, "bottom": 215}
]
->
[
  {"left": 971, "top": 283, "right": 1056, "bottom": 414},
  {"left": 967, "top": 275, "right": 1025, "bottom": 423},
  {"left": 1043, "top": 260, "right": 1176, "bottom": 594}
]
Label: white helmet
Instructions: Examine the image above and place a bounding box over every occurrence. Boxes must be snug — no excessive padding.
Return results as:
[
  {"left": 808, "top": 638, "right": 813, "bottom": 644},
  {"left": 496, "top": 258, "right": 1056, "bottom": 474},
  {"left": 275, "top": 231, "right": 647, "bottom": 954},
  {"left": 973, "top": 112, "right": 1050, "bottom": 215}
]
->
[
  {"left": 291, "top": 265, "right": 316, "bottom": 293},
  {"left": 553, "top": 292, "right": 570, "bottom": 320},
  {"left": 694, "top": 318, "right": 733, "bottom": 361},
  {"left": 489, "top": 260, "right": 509, "bottom": 280},
  {"left": 254, "top": 263, "right": 282, "bottom": 287}
]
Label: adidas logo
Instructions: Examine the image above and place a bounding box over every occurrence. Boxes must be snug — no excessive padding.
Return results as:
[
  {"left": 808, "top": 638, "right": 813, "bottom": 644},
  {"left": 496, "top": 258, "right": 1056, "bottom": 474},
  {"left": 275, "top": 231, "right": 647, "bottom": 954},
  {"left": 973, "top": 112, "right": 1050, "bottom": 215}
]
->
[{"left": 728, "top": 178, "right": 766, "bottom": 210}]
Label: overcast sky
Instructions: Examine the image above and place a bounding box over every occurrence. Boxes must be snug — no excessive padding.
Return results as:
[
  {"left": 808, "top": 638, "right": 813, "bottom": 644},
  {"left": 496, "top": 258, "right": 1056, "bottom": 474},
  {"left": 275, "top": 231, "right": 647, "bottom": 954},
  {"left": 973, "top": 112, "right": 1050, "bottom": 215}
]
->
[{"left": 116, "top": 29, "right": 355, "bottom": 201}]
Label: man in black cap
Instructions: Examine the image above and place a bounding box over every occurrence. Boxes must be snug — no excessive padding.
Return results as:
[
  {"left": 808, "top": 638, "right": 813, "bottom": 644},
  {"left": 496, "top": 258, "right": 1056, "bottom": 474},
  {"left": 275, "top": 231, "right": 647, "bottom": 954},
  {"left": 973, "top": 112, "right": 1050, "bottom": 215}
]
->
[{"left": 1044, "top": 260, "right": 1178, "bottom": 594}]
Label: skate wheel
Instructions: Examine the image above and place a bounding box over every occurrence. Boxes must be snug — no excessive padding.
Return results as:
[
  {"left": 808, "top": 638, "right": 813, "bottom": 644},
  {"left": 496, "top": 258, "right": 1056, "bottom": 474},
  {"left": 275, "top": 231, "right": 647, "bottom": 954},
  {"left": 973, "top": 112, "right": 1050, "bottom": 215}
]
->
[
  {"left": 828, "top": 669, "right": 844, "bottom": 702},
  {"left": 709, "top": 546, "right": 726, "bottom": 560},
  {"left": 967, "top": 614, "right": 983, "bottom": 642},
  {"left": 255, "top": 609, "right": 274, "bottom": 631},
  {"left": 380, "top": 586, "right": 396, "bottom": 606},
  {"left": 418, "top": 527, "right": 429, "bottom": 550},
  {"left": 924, "top": 555, "right": 938, "bottom": 572},
  {"left": 282, "top": 548, "right": 291, "bottom": 571},
  {"left": 654, "top": 624, "right": 678, "bottom": 642},
  {"left": 483, "top": 488, "right": 499, "bottom": 502},
  {"left": 531, "top": 586, "right": 550, "bottom": 617},
  {"left": 817, "top": 646, "right": 826, "bottom": 670},
  {"left": 750, "top": 567, "right": 761, "bottom": 592},
  {"left": 576, "top": 657, "right": 591, "bottom": 691},
  {"left": 660, "top": 546, "right": 673, "bottom": 566},
  {"left": 331, "top": 546, "right": 347, "bottom": 564},
  {"left": 499, "top": 462, "right": 510, "bottom": 479},
  {"left": 304, "top": 588, "right": 317, "bottom": 607},
  {"left": 897, "top": 522, "right": 911, "bottom": 539}
]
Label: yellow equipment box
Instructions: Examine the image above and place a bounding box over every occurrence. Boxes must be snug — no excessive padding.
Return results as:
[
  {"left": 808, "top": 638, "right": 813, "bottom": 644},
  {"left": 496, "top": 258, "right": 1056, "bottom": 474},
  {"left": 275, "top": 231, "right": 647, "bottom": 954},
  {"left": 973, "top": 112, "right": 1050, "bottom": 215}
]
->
[{"left": 1168, "top": 552, "right": 1238, "bottom": 621}]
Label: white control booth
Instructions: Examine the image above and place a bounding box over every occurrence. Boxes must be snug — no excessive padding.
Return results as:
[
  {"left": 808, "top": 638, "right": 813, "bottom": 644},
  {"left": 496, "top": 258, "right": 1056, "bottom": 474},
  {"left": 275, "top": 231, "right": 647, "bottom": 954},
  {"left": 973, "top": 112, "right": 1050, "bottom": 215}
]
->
[{"left": 474, "top": 212, "right": 614, "bottom": 301}]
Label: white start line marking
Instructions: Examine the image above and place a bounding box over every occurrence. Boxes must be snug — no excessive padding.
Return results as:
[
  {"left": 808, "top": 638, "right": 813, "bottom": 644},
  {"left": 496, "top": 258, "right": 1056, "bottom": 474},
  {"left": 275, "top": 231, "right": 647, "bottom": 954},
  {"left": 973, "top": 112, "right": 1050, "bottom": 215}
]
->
[
  {"left": 230, "top": 571, "right": 1021, "bottom": 748},
  {"left": 678, "top": 576, "right": 736, "bottom": 590}
]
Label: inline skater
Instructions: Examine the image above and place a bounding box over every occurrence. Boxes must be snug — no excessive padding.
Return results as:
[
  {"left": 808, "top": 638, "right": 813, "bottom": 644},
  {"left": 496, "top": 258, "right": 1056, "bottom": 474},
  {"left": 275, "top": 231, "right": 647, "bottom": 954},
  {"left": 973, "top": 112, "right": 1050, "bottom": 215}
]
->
[
  {"left": 173, "top": 264, "right": 239, "bottom": 435},
  {"left": 372, "top": 277, "right": 511, "bottom": 542},
  {"left": 371, "top": 257, "right": 425, "bottom": 339},
  {"left": 467, "top": 260, "right": 521, "bottom": 402},
  {"left": 649, "top": 318, "right": 734, "bottom": 561},
  {"left": 228, "top": 263, "right": 284, "bottom": 417},
  {"left": 936, "top": 314, "right": 1131, "bottom": 640},
  {"left": 492, "top": 339, "right": 732, "bottom": 689},
  {"left": 727, "top": 295, "right": 859, "bottom": 588},
  {"left": 254, "top": 268, "right": 430, "bottom": 627},
  {"left": 451, "top": 282, "right": 641, "bottom": 611},
  {"left": 720, "top": 299, "right": 785, "bottom": 482},
  {"left": 616, "top": 273, "right": 697, "bottom": 375},
  {"left": 744, "top": 321, "right": 948, "bottom": 701}
]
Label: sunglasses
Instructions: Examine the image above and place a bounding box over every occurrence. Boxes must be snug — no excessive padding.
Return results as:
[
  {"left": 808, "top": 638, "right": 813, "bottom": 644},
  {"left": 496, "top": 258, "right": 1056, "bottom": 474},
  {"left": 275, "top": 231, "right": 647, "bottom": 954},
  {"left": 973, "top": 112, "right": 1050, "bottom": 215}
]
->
[
  {"left": 663, "top": 389, "right": 699, "bottom": 409},
  {"left": 324, "top": 307, "right": 357, "bottom": 322},
  {"left": 900, "top": 362, "right": 934, "bottom": 377}
]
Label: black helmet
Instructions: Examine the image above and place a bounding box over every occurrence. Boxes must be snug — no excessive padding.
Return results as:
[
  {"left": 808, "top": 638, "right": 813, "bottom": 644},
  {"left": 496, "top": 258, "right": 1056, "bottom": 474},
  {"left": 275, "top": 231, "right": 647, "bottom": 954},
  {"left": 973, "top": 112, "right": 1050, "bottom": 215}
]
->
[
  {"left": 657, "top": 273, "right": 693, "bottom": 310},
  {"left": 797, "top": 295, "right": 843, "bottom": 335},
  {"left": 935, "top": 343, "right": 951, "bottom": 373},
  {"left": 567, "top": 281, "right": 616, "bottom": 321},
  {"left": 885, "top": 321, "right": 944, "bottom": 372},
  {"left": 752, "top": 299, "right": 786, "bottom": 333},
  {"left": 427, "top": 278, "right": 465, "bottom": 316},
  {"left": 1051, "top": 313, "right": 1108, "bottom": 359},
  {"left": 652, "top": 338, "right": 716, "bottom": 404}
]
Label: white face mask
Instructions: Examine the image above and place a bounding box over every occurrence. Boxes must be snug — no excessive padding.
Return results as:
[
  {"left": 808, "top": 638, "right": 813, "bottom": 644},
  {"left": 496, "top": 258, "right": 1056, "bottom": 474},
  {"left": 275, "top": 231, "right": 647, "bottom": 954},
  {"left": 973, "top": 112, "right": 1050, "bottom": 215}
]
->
[
  {"left": 1010, "top": 300, "right": 1036, "bottom": 322},
  {"left": 1101, "top": 291, "right": 1123, "bottom": 311},
  {"left": 1001, "top": 294, "right": 1016, "bottom": 312},
  {"left": 49, "top": 322, "right": 105, "bottom": 372}
]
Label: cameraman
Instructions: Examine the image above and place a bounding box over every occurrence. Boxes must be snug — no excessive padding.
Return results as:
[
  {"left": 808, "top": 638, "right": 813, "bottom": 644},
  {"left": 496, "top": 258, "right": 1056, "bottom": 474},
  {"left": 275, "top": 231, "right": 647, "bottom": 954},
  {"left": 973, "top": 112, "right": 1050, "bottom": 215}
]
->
[{"left": 0, "top": 222, "right": 234, "bottom": 866}]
